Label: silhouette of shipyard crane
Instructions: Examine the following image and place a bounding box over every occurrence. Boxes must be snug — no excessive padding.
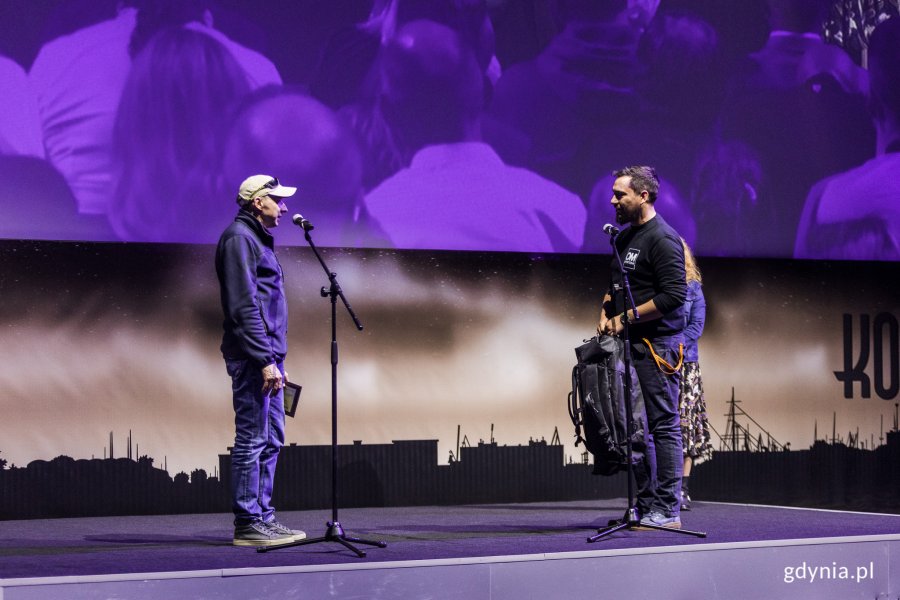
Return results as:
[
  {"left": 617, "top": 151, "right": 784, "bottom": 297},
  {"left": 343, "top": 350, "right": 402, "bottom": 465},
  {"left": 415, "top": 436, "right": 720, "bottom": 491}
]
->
[{"left": 716, "top": 387, "right": 787, "bottom": 452}]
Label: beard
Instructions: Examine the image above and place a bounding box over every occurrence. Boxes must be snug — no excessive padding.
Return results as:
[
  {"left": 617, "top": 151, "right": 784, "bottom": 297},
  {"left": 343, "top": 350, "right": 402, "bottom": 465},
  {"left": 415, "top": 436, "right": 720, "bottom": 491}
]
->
[{"left": 615, "top": 203, "right": 640, "bottom": 225}]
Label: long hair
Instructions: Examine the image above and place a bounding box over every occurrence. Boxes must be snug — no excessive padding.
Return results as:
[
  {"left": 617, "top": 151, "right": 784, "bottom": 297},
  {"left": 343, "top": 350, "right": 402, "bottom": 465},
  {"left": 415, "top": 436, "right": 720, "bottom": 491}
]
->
[
  {"left": 682, "top": 237, "right": 702, "bottom": 284},
  {"left": 109, "top": 27, "right": 250, "bottom": 242},
  {"left": 128, "top": 0, "right": 212, "bottom": 58}
]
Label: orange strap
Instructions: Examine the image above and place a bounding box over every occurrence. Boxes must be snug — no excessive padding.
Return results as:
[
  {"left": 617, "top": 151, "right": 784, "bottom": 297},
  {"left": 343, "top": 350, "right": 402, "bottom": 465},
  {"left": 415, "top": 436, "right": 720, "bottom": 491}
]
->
[{"left": 642, "top": 338, "right": 684, "bottom": 375}]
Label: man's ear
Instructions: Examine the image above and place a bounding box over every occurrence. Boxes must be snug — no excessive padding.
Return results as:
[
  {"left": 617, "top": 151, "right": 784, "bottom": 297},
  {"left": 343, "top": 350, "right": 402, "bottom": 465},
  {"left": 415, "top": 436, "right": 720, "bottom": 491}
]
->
[{"left": 202, "top": 9, "right": 214, "bottom": 28}]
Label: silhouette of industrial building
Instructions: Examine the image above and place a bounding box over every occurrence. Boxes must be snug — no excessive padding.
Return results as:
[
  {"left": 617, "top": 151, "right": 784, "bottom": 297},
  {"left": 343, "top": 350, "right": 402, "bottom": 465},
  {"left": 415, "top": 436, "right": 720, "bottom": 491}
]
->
[
  {"left": 220, "top": 439, "right": 626, "bottom": 510},
  {"left": 4, "top": 430, "right": 900, "bottom": 520}
]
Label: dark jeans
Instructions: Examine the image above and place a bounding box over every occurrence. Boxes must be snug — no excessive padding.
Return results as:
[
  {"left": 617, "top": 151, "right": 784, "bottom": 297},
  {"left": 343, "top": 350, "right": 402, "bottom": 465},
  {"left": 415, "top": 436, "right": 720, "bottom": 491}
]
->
[
  {"left": 226, "top": 358, "right": 285, "bottom": 527},
  {"left": 630, "top": 335, "right": 684, "bottom": 518}
]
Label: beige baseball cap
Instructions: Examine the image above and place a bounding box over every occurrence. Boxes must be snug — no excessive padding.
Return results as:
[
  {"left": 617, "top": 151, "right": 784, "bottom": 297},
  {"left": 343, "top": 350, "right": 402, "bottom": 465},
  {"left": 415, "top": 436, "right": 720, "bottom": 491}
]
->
[{"left": 236, "top": 175, "right": 297, "bottom": 205}]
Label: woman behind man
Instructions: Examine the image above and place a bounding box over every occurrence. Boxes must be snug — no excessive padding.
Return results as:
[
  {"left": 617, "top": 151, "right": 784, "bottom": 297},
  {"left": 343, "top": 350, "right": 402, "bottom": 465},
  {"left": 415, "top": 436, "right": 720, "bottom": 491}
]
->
[
  {"left": 107, "top": 26, "right": 252, "bottom": 243},
  {"left": 679, "top": 239, "right": 713, "bottom": 510}
]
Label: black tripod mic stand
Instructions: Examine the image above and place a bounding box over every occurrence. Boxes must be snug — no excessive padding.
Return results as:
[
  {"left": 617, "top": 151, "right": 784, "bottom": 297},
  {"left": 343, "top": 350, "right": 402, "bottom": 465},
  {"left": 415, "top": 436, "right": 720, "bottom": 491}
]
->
[
  {"left": 260, "top": 219, "right": 386, "bottom": 557},
  {"left": 588, "top": 226, "right": 705, "bottom": 542}
]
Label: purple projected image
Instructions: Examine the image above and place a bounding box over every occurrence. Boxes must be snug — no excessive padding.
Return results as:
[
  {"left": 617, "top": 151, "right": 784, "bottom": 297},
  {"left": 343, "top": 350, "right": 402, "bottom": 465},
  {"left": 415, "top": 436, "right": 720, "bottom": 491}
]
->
[
  {"left": 795, "top": 15, "right": 900, "bottom": 260},
  {"left": 363, "top": 19, "right": 586, "bottom": 252},
  {"left": 0, "top": 0, "right": 897, "bottom": 258}
]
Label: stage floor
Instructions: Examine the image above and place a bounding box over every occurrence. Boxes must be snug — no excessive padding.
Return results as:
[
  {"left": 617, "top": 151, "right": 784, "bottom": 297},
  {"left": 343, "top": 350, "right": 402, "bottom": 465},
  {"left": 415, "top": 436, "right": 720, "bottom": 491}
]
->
[{"left": 2, "top": 500, "right": 900, "bottom": 599}]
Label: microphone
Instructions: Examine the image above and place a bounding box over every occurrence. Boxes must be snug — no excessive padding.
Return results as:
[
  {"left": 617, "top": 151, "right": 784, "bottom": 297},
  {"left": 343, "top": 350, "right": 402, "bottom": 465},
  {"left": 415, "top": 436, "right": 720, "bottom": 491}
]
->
[
  {"left": 292, "top": 214, "right": 315, "bottom": 231},
  {"left": 603, "top": 223, "right": 620, "bottom": 236}
]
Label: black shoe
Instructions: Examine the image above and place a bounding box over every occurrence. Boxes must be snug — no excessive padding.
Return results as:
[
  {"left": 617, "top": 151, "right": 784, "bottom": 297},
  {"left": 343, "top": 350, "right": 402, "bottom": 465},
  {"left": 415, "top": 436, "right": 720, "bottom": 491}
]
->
[
  {"left": 680, "top": 491, "right": 692, "bottom": 511},
  {"left": 233, "top": 520, "right": 294, "bottom": 547}
]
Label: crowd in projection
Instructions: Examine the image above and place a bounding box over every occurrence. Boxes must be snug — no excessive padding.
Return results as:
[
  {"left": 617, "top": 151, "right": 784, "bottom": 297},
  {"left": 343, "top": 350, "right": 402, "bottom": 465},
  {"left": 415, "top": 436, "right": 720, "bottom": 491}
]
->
[{"left": 0, "top": 0, "right": 897, "bottom": 259}]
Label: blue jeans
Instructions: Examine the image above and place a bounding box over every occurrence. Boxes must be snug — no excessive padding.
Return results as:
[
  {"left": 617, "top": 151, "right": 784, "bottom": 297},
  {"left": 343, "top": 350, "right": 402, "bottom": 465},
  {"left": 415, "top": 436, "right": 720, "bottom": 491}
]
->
[
  {"left": 630, "top": 335, "right": 684, "bottom": 518},
  {"left": 226, "top": 358, "right": 285, "bottom": 527}
]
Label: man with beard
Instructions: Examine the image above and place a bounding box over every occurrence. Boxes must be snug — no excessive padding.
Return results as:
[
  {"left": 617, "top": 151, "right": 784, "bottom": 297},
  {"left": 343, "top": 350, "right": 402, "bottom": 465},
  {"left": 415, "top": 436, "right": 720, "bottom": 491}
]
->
[{"left": 598, "top": 165, "right": 687, "bottom": 528}]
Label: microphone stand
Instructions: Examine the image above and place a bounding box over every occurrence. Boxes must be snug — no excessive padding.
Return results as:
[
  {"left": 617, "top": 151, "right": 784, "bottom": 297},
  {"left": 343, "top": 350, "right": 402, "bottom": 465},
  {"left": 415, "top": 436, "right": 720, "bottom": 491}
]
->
[
  {"left": 588, "top": 227, "right": 705, "bottom": 542},
  {"left": 259, "top": 223, "right": 386, "bottom": 557}
]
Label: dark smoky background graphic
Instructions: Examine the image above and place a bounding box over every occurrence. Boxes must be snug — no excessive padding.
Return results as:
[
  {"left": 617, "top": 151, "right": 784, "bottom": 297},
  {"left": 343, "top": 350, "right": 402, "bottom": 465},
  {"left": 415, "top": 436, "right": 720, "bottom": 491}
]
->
[
  {"left": 0, "top": 240, "right": 610, "bottom": 474},
  {"left": 1, "top": 240, "right": 897, "bottom": 474}
]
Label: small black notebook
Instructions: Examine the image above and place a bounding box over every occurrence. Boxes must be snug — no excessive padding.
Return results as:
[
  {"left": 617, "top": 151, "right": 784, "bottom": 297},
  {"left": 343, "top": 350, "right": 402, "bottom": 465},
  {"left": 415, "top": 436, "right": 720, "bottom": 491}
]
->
[{"left": 283, "top": 382, "right": 302, "bottom": 418}]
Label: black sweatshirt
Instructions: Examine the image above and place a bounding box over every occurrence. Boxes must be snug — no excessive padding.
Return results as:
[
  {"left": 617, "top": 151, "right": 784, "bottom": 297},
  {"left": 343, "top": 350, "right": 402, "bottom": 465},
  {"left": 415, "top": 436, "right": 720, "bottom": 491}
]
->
[{"left": 605, "top": 214, "right": 687, "bottom": 339}]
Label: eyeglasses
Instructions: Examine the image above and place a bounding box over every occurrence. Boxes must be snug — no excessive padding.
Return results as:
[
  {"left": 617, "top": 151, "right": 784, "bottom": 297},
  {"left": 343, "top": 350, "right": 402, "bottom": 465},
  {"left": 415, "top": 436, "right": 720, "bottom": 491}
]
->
[{"left": 248, "top": 177, "right": 279, "bottom": 199}]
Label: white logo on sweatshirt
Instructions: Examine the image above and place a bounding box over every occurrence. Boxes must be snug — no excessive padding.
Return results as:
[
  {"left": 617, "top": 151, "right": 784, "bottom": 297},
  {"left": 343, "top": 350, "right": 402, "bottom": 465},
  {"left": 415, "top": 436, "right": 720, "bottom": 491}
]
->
[{"left": 624, "top": 248, "right": 640, "bottom": 270}]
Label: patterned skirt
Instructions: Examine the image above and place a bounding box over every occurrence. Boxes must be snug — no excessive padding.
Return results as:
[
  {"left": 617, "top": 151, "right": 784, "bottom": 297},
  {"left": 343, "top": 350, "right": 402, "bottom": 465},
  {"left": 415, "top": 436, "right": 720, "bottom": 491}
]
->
[{"left": 679, "top": 361, "right": 713, "bottom": 464}]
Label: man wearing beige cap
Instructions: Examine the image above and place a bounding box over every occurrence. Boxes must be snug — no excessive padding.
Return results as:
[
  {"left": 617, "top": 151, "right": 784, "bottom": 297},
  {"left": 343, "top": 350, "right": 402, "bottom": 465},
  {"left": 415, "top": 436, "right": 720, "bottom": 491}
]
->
[{"left": 215, "top": 175, "right": 305, "bottom": 546}]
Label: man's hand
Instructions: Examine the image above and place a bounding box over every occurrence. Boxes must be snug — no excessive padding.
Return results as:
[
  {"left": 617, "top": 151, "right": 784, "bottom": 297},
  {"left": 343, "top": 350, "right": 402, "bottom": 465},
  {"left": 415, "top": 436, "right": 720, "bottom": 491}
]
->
[
  {"left": 597, "top": 294, "right": 612, "bottom": 336},
  {"left": 597, "top": 314, "right": 609, "bottom": 336},
  {"left": 599, "top": 313, "right": 626, "bottom": 336},
  {"left": 607, "top": 314, "right": 624, "bottom": 336},
  {"left": 261, "top": 363, "right": 283, "bottom": 397}
]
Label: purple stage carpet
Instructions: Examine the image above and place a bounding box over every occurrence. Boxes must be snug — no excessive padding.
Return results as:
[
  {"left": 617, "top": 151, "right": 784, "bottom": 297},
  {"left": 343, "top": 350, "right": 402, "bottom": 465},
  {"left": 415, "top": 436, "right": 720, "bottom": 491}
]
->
[{"left": 2, "top": 499, "right": 899, "bottom": 599}]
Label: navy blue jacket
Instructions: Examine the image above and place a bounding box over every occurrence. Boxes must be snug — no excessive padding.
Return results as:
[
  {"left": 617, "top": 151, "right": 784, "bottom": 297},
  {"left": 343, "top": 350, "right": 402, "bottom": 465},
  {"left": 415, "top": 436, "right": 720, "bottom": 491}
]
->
[
  {"left": 683, "top": 279, "right": 706, "bottom": 362},
  {"left": 215, "top": 209, "right": 287, "bottom": 367}
]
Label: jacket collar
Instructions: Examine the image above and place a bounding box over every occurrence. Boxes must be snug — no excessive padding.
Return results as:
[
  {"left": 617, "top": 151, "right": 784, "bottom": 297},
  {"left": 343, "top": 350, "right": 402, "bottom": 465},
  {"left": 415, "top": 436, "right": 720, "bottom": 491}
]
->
[{"left": 235, "top": 208, "right": 275, "bottom": 248}]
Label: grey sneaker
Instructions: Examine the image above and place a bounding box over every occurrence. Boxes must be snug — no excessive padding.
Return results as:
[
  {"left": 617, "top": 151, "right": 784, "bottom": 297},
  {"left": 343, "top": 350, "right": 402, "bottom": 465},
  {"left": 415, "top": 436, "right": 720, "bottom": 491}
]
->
[
  {"left": 638, "top": 511, "right": 681, "bottom": 530},
  {"left": 265, "top": 520, "right": 307, "bottom": 541},
  {"left": 233, "top": 520, "right": 294, "bottom": 547}
]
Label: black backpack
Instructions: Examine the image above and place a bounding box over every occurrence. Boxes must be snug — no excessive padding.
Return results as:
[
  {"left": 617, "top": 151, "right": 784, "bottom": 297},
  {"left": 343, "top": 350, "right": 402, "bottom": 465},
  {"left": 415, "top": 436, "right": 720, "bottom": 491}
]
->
[{"left": 568, "top": 335, "right": 645, "bottom": 475}]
